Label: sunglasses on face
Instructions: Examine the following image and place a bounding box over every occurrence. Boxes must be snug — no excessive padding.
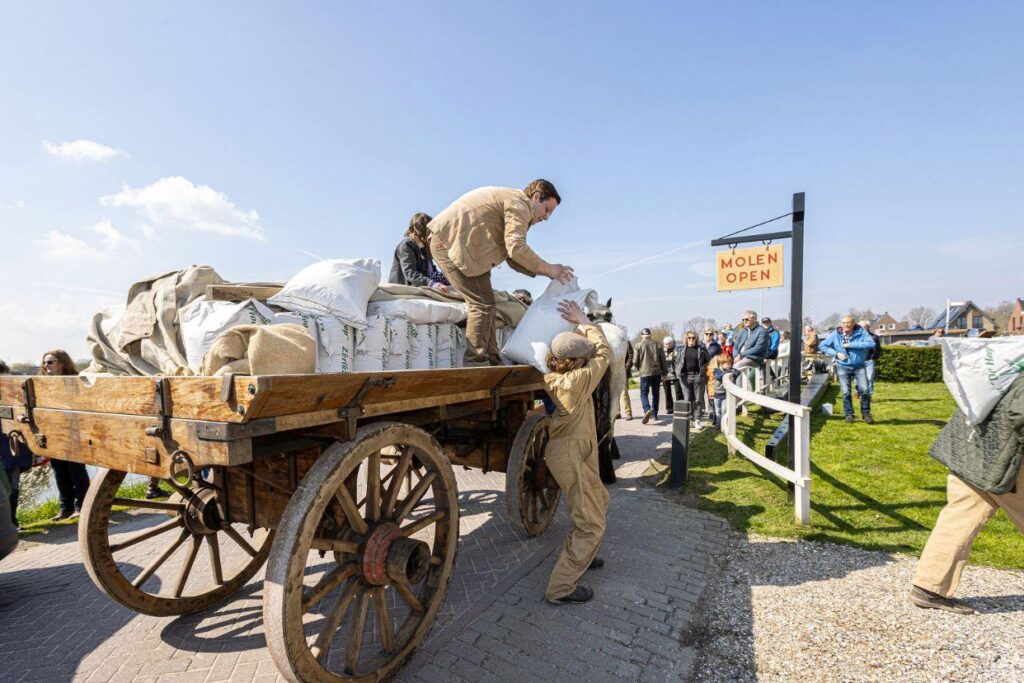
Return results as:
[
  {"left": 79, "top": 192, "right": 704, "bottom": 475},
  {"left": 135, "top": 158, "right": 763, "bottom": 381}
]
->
[{"left": 44, "top": 359, "right": 58, "bottom": 366}]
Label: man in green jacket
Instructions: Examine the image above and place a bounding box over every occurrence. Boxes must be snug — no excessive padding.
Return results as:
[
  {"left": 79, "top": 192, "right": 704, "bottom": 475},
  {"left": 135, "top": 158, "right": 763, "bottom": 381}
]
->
[
  {"left": 632, "top": 328, "right": 666, "bottom": 424},
  {"left": 910, "top": 375, "right": 1024, "bottom": 614}
]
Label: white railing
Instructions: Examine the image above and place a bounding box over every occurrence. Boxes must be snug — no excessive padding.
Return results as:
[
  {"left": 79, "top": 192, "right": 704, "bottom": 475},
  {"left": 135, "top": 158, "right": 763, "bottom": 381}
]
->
[
  {"left": 733, "top": 354, "right": 789, "bottom": 414},
  {"left": 721, "top": 373, "right": 811, "bottom": 525}
]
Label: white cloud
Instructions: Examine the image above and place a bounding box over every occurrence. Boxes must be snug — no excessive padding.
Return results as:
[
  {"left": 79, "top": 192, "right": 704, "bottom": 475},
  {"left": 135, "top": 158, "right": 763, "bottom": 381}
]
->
[
  {"left": 36, "top": 230, "right": 107, "bottom": 263},
  {"left": 0, "top": 199, "right": 26, "bottom": 210},
  {"left": 42, "top": 139, "right": 127, "bottom": 162},
  {"left": 100, "top": 176, "right": 265, "bottom": 241},
  {"left": 87, "top": 217, "right": 141, "bottom": 253}
]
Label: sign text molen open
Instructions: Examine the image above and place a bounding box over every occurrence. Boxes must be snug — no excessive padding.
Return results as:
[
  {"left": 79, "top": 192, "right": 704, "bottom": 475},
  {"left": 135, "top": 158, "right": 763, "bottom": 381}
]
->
[{"left": 716, "top": 244, "right": 784, "bottom": 291}]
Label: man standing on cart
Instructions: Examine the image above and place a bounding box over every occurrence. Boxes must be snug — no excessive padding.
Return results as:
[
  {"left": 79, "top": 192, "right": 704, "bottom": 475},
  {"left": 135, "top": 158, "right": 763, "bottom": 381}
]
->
[{"left": 428, "top": 179, "right": 575, "bottom": 365}]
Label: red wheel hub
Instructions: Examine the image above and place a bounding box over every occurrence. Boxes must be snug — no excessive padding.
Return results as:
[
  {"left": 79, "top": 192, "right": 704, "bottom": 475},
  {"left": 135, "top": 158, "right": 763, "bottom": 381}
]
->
[{"left": 361, "top": 523, "right": 402, "bottom": 585}]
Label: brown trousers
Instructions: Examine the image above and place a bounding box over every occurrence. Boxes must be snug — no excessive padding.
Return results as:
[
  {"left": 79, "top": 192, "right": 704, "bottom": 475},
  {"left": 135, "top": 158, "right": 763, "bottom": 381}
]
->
[
  {"left": 620, "top": 388, "right": 633, "bottom": 418},
  {"left": 429, "top": 239, "right": 499, "bottom": 364},
  {"left": 913, "top": 468, "right": 1024, "bottom": 597},
  {"left": 544, "top": 438, "right": 610, "bottom": 601}
]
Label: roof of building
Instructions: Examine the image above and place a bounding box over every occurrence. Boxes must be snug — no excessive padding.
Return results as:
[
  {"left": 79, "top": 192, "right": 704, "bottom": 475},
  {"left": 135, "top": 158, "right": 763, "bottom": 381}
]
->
[{"left": 927, "top": 301, "right": 986, "bottom": 330}]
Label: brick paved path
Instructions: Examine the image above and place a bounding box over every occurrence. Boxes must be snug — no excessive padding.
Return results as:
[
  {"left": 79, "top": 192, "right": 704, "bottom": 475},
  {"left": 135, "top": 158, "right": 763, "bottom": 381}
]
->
[{"left": 0, "top": 394, "right": 729, "bottom": 682}]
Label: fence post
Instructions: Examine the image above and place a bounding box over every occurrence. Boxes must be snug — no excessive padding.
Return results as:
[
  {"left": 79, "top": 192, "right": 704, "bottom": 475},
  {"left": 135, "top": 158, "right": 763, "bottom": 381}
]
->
[
  {"left": 724, "top": 389, "right": 736, "bottom": 455},
  {"left": 794, "top": 409, "right": 811, "bottom": 524},
  {"left": 670, "top": 400, "right": 690, "bottom": 488}
]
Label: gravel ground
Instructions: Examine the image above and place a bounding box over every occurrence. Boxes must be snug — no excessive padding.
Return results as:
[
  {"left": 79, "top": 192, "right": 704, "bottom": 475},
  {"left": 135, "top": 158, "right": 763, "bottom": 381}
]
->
[{"left": 690, "top": 532, "right": 1024, "bottom": 682}]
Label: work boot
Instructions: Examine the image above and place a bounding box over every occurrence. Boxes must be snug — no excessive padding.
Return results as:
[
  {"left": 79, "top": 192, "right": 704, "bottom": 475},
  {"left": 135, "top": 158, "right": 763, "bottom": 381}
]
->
[
  {"left": 549, "top": 585, "right": 594, "bottom": 605},
  {"left": 50, "top": 510, "right": 73, "bottom": 522},
  {"left": 909, "top": 586, "right": 976, "bottom": 615},
  {"left": 146, "top": 482, "right": 165, "bottom": 499},
  {"left": 642, "top": 410, "right": 653, "bottom": 424},
  {"left": 588, "top": 557, "right": 605, "bottom": 570},
  {"left": 845, "top": 415, "right": 855, "bottom": 423},
  {"left": 863, "top": 413, "right": 875, "bottom": 424}
]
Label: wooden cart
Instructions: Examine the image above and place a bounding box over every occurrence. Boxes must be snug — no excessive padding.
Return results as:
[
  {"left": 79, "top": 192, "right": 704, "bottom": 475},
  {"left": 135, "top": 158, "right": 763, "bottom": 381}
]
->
[{"left": 0, "top": 366, "right": 561, "bottom": 682}]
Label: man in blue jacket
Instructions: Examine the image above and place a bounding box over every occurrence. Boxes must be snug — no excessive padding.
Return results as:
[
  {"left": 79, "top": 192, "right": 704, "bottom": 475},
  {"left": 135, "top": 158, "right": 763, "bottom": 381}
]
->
[
  {"left": 820, "top": 315, "right": 877, "bottom": 423},
  {"left": 732, "top": 310, "right": 770, "bottom": 371}
]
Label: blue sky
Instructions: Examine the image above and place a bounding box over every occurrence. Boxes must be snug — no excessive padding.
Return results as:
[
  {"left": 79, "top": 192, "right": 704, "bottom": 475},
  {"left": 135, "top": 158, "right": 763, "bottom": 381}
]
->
[{"left": 1, "top": 2, "right": 1022, "bottom": 362}]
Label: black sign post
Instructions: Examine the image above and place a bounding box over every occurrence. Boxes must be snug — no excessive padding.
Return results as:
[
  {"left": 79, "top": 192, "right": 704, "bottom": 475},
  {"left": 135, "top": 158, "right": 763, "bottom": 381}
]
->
[{"left": 710, "top": 192, "right": 806, "bottom": 479}]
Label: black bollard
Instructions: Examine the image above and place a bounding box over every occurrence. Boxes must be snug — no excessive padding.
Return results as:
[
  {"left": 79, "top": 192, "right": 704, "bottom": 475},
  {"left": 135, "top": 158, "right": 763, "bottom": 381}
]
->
[{"left": 670, "top": 400, "right": 691, "bottom": 488}]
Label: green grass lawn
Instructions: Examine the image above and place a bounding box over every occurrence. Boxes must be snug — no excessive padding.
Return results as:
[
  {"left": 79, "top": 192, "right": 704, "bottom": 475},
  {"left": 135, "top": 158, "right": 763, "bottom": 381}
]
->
[
  {"left": 670, "top": 381, "right": 1024, "bottom": 570},
  {"left": 16, "top": 480, "right": 169, "bottom": 537}
]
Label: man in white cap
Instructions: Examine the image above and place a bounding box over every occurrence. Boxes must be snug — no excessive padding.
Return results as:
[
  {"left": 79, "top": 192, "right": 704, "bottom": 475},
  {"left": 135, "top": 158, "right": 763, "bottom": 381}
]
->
[{"left": 541, "top": 299, "right": 612, "bottom": 605}]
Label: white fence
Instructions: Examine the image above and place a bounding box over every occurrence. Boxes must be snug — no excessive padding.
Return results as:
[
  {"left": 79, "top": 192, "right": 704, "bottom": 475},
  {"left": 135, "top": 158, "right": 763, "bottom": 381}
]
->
[{"left": 721, "top": 372, "right": 811, "bottom": 525}]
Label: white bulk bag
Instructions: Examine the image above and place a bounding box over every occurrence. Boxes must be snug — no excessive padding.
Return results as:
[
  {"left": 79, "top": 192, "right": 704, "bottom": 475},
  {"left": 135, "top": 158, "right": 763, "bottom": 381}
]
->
[
  {"left": 367, "top": 299, "right": 466, "bottom": 324},
  {"left": 274, "top": 310, "right": 357, "bottom": 374},
  {"left": 353, "top": 315, "right": 393, "bottom": 372},
  {"left": 409, "top": 323, "right": 439, "bottom": 370},
  {"left": 389, "top": 319, "right": 415, "bottom": 370},
  {"left": 180, "top": 298, "right": 275, "bottom": 374},
  {"left": 941, "top": 337, "right": 1024, "bottom": 425},
  {"left": 501, "top": 277, "right": 596, "bottom": 371},
  {"left": 269, "top": 258, "right": 381, "bottom": 329},
  {"left": 436, "top": 324, "right": 466, "bottom": 369}
]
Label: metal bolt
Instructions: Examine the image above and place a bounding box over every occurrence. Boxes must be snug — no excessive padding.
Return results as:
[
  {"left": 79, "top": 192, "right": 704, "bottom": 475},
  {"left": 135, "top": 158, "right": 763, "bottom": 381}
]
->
[
  {"left": 236, "top": 405, "right": 246, "bottom": 415},
  {"left": 247, "top": 384, "right": 256, "bottom": 395}
]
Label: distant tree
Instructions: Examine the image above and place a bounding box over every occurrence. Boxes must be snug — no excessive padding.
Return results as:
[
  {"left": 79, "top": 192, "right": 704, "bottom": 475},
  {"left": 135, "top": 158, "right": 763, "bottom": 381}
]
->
[
  {"left": 848, "top": 308, "right": 876, "bottom": 323},
  {"left": 984, "top": 300, "right": 1015, "bottom": 331},
  {"left": 819, "top": 312, "right": 842, "bottom": 331},
  {"left": 631, "top": 322, "right": 675, "bottom": 345},
  {"left": 682, "top": 317, "right": 717, "bottom": 336},
  {"left": 905, "top": 306, "right": 937, "bottom": 328},
  {"left": 10, "top": 363, "right": 39, "bottom": 375},
  {"left": 75, "top": 359, "right": 90, "bottom": 372}
]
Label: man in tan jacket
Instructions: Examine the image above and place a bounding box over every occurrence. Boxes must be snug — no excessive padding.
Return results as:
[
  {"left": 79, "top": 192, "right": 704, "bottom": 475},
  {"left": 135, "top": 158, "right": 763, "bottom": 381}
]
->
[{"left": 428, "top": 179, "right": 574, "bottom": 364}]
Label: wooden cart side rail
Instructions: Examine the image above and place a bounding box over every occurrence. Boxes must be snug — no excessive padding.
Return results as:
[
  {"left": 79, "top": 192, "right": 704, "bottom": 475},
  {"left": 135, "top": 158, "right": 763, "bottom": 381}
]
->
[
  {"left": 0, "top": 366, "right": 543, "bottom": 424},
  {"left": 0, "top": 408, "right": 251, "bottom": 479}
]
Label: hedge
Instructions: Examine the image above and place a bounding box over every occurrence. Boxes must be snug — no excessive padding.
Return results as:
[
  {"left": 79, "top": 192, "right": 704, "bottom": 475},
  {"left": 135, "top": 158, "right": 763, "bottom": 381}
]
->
[{"left": 875, "top": 346, "right": 943, "bottom": 382}]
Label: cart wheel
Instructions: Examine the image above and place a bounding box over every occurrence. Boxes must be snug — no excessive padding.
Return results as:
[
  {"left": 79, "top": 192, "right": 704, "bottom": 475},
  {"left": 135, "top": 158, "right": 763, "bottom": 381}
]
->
[
  {"left": 505, "top": 412, "right": 561, "bottom": 538},
  {"left": 264, "top": 422, "right": 459, "bottom": 683},
  {"left": 79, "top": 468, "right": 272, "bottom": 617}
]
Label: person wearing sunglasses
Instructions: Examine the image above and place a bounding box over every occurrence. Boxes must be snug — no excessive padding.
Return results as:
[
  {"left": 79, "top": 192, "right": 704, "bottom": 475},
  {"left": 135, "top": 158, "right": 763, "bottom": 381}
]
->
[
  {"left": 39, "top": 350, "right": 92, "bottom": 521},
  {"left": 674, "top": 331, "right": 711, "bottom": 429}
]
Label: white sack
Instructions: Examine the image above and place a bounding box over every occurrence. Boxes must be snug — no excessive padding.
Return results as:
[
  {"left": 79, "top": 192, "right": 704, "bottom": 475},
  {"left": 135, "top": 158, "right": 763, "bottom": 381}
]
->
[
  {"left": 180, "top": 298, "right": 275, "bottom": 374},
  {"left": 269, "top": 258, "right": 381, "bottom": 329},
  {"left": 501, "top": 277, "right": 596, "bottom": 371},
  {"left": 275, "top": 310, "right": 357, "bottom": 374},
  {"left": 941, "top": 337, "right": 1024, "bottom": 425},
  {"left": 368, "top": 299, "right": 466, "bottom": 325},
  {"left": 436, "top": 324, "right": 466, "bottom": 369},
  {"left": 389, "top": 319, "right": 415, "bottom": 370},
  {"left": 353, "top": 315, "right": 393, "bottom": 372},
  {"left": 408, "top": 323, "right": 439, "bottom": 370}
]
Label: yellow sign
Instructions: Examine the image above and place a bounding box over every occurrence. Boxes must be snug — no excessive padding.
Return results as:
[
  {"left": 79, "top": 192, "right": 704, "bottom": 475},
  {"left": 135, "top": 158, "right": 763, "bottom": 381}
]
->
[{"left": 716, "top": 244, "right": 784, "bottom": 291}]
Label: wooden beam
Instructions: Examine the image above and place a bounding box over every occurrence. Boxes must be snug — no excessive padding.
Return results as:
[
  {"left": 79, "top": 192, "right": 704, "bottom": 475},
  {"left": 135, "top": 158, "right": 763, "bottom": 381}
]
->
[{"left": 205, "top": 284, "right": 283, "bottom": 302}]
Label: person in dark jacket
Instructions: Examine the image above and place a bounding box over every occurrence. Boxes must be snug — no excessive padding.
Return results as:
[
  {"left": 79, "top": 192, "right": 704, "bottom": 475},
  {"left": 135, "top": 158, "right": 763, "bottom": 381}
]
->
[
  {"left": 661, "top": 337, "right": 680, "bottom": 414},
  {"left": 1, "top": 360, "right": 33, "bottom": 526},
  {"left": 40, "top": 350, "right": 91, "bottom": 520},
  {"left": 860, "top": 320, "right": 883, "bottom": 395},
  {"left": 674, "top": 331, "right": 711, "bottom": 427},
  {"left": 632, "top": 329, "right": 665, "bottom": 424},
  {"left": 910, "top": 375, "right": 1024, "bottom": 614},
  {"left": 388, "top": 212, "right": 449, "bottom": 292}
]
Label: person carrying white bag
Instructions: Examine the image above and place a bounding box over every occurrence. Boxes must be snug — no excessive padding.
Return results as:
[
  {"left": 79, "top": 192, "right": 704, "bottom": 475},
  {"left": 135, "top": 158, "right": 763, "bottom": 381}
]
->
[
  {"left": 428, "top": 180, "right": 574, "bottom": 365},
  {"left": 501, "top": 277, "right": 597, "bottom": 371}
]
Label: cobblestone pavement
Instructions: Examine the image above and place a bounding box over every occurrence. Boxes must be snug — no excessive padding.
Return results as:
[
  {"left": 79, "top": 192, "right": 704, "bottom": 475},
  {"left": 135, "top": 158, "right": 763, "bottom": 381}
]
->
[{"left": 0, "top": 394, "right": 728, "bottom": 682}]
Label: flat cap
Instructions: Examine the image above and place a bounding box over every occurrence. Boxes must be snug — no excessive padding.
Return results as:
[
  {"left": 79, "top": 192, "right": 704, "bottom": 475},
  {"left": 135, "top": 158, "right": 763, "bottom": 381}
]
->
[{"left": 551, "top": 331, "right": 596, "bottom": 360}]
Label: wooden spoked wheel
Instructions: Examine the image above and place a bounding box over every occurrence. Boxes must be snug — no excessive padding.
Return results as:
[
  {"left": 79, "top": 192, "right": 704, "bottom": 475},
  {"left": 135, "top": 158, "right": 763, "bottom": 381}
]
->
[
  {"left": 264, "top": 422, "right": 459, "bottom": 683},
  {"left": 79, "top": 468, "right": 272, "bottom": 617},
  {"left": 505, "top": 412, "right": 560, "bottom": 538}
]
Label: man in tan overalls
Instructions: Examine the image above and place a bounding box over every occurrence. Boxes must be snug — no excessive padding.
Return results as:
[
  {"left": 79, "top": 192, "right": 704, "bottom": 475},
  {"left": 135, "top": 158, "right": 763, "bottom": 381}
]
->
[
  {"left": 428, "top": 180, "right": 574, "bottom": 364},
  {"left": 542, "top": 300, "right": 612, "bottom": 604}
]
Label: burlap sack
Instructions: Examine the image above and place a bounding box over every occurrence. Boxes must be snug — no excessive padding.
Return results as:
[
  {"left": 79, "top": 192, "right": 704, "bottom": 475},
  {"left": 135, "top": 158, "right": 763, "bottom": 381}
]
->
[{"left": 201, "top": 323, "right": 315, "bottom": 376}]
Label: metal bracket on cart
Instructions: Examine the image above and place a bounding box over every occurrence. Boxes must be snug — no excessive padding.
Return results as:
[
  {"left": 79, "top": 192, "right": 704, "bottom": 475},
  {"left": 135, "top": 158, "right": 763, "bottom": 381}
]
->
[
  {"left": 491, "top": 369, "right": 518, "bottom": 421},
  {"left": 338, "top": 376, "right": 396, "bottom": 440},
  {"left": 145, "top": 378, "right": 172, "bottom": 439}
]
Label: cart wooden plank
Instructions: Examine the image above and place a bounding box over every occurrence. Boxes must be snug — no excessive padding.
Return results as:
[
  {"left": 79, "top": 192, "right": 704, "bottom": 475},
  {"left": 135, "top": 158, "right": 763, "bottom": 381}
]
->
[
  {"left": 0, "top": 408, "right": 249, "bottom": 478},
  {"left": 0, "top": 366, "right": 544, "bottom": 424}
]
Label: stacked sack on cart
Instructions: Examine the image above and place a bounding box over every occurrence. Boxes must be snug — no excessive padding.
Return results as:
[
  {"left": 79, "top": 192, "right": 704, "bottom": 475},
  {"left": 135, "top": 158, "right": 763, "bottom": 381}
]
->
[{"left": 85, "top": 261, "right": 532, "bottom": 377}]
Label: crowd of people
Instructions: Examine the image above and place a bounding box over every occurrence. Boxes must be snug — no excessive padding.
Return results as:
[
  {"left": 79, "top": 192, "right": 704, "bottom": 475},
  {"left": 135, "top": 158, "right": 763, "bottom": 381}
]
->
[
  {"left": 621, "top": 311, "right": 790, "bottom": 430},
  {"left": 620, "top": 311, "right": 889, "bottom": 428}
]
